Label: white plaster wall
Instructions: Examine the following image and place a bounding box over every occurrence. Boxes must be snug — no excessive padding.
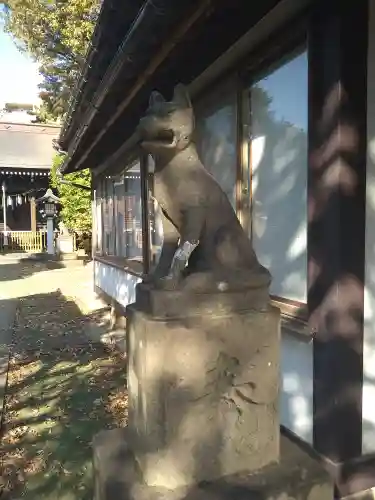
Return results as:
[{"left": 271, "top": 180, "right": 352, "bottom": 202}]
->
[
  {"left": 280, "top": 332, "right": 313, "bottom": 444},
  {"left": 363, "top": 0, "right": 375, "bottom": 454},
  {"left": 94, "top": 260, "right": 141, "bottom": 309}
]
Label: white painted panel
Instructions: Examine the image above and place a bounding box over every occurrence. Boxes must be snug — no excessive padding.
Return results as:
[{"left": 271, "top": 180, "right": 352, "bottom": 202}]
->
[
  {"left": 94, "top": 260, "right": 141, "bottom": 309},
  {"left": 363, "top": 0, "right": 375, "bottom": 453},
  {"left": 280, "top": 332, "right": 313, "bottom": 444}
]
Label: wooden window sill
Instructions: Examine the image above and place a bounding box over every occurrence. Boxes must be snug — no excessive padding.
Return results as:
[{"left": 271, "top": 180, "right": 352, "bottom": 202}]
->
[
  {"left": 94, "top": 254, "right": 143, "bottom": 277},
  {"left": 270, "top": 297, "right": 312, "bottom": 342},
  {"left": 280, "top": 315, "right": 312, "bottom": 342}
]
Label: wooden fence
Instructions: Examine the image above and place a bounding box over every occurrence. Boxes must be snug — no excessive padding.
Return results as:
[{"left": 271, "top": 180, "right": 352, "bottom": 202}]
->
[{"left": 0, "top": 231, "right": 47, "bottom": 253}]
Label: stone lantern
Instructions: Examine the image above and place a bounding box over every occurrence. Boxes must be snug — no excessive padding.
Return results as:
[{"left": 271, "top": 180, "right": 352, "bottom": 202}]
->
[{"left": 36, "top": 188, "right": 60, "bottom": 255}]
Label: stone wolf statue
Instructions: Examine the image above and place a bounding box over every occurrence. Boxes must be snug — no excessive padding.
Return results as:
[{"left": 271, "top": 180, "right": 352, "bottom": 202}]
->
[{"left": 137, "top": 84, "right": 271, "bottom": 292}]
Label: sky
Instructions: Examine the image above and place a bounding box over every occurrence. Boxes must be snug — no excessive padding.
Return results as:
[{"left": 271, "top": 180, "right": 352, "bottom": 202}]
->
[
  {"left": 255, "top": 50, "right": 308, "bottom": 131},
  {"left": 0, "top": 19, "right": 42, "bottom": 107}
]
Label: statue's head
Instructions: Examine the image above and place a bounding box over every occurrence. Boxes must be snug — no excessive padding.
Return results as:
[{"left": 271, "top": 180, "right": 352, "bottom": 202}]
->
[{"left": 137, "top": 84, "right": 194, "bottom": 154}]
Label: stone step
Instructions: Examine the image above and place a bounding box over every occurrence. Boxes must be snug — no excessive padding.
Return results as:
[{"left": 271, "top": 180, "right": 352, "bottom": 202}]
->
[
  {"left": 57, "top": 252, "right": 79, "bottom": 261},
  {"left": 92, "top": 428, "right": 334, "bottom": 500}
]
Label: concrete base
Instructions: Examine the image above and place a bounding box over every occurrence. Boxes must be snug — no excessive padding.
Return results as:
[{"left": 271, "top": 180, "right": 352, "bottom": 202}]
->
[{"left": 92, "top": 428, "right": 334, "bottom": 500}]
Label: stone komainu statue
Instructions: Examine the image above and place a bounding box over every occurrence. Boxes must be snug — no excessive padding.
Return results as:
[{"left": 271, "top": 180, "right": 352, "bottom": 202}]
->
[{"left": 137, "top": 84, "right": 271, "bottom": 293}]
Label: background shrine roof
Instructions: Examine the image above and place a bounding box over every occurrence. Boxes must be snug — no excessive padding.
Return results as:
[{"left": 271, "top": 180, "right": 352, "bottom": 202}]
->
[{"left": 0, "top": 122, "right": 60, "bottom": 171}]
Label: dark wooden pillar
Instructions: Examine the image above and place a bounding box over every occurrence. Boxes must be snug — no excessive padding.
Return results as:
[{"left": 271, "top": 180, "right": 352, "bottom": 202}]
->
[
  {"left": 30, "top": 196, "right": 37, "bottom": 232},
  {"left": 308, "top": 0, "right": 368, "bottom": 496},
  {"left": 140, "top": 152, "right": 150, "bottom": 275}
]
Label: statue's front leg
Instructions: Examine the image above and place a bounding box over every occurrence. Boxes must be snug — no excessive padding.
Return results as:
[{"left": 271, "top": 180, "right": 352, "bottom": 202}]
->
[
  {"left": 165, "top": 240, "right": 200, "bottom": 286},
  {"left": 157, "top": 240, "right": 199, "bottom": 290},
  {"left": 145, "top": 211, "right": 179, "bottom": 284},
  {"left": 158, "top": 207, "right": 203, "bottom": 290}
]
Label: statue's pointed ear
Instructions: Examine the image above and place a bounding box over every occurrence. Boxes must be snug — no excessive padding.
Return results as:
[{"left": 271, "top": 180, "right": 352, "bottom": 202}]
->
[
  {"left": 149, "top": 90, "right": 165, "bottom": 106},
  {"left": 173, "top": 84, "right": 192, "bottom": 108}
]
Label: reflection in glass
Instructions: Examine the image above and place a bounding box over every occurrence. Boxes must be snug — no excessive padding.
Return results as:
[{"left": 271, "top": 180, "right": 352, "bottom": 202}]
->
[
  {"left": 195, "top": 94, "right": 237, "bottom": 209},
  {"left": 123, "top": 162, "right": 143, "bottom": 261},
  {"left": 96, "top": 161, "right": 143, "bottom": 262},
  {"left": 147, "top": 155, "right": 163, "bottom": 270},
  {"left": 94, "top": 182, "right": 103, "bottom": 254},
  {"left": 106, "top": 178, "right": 115, "bottom": 255},
  {"left": 114, "top": 173, "right": 125, "bottom": 257},
  {"left": 250, "top": 50, "right": 308, "bottom": 302},
  {"left": 101, "top": 179, "right": 110, "bottom": 254}
]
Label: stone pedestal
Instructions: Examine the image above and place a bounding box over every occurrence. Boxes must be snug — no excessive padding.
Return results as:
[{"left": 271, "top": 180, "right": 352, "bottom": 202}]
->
[
  {"left": 127, "top": 284, "right": 279, "bottom": 489},
  {"left": 46, "top": 217, "right": 54, "bottom": 254},
  {"left": 92, "top": 283, "right": 333, "bottom": 499},
  {"left": 56, "top": 234, "right": 75, "bottom": 255}
]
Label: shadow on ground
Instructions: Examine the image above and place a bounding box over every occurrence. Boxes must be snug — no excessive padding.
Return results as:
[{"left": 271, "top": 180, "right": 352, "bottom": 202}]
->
[
  {"left": 0, "top": 254, "right": 93, "bottom": 283},
  {"left": 0, "top": 259, "right": 63, "bottom": 283},
  {"left": 0, "top": 290, "right": 127, "bottom": 500}
]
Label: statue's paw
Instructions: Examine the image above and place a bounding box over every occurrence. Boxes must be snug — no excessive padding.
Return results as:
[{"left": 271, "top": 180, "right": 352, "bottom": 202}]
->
[{"left": 154, "top": 276, "right": 180, "bottom": 291}]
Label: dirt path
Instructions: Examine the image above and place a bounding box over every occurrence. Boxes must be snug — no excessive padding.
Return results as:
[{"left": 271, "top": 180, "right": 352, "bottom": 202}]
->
[{"left": 0, "top": 260, "right": 127, "bottom": 500}]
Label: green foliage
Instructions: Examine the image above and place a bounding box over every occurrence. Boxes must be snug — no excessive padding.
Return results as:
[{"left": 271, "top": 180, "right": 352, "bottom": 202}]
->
[
  {"left": 50, "top": 154, "right": 92, "bottom": 233},
  {"left": 1, "top": 0, "right": 100, "bottom": 119},
  {"left": 32, "top": 103, "right": 57, "bottom": 123}
]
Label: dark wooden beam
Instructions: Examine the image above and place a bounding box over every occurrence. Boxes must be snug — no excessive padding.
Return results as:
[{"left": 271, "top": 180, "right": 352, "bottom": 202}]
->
[
  {"left": 140, "top": 153, "right": 151, "bottom": 275},
  {"left": 308, "top": 0, "right": 368, "bottom": 496},
  {"left": 62, "top": 0, "right": 283, "bottom": 173}
]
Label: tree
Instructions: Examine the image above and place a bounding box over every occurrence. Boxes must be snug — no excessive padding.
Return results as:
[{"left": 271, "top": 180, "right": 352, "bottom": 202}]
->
[
  {"left": 50, "top": 153, "right": 92, "bottom": 233},
  {"left": 1, "top": 0, "right": 100, "bottom": 119}
]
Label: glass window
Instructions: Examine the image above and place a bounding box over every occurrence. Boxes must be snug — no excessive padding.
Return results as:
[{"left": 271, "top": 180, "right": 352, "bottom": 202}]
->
[
  {"left": 195, "top": 88, "right": 238, "bottom": 209},
  {"left": 95, "top": 159, "right": 143, "bottom": 264},
  {"left": 249, "top": 49, "right": 308, "bottom": 302},
  {"left": 123, "top": 162, "right": 143, "bottom": 262},
  {"left": 106, "top": 177, "right": 115, "bottom": 255},
  {"left": 113, "top": 172, "right": 126, "bottom": 257},
  {"left": 94, "top": 181, "right": 103, "bottom": 254},
  {"left": 102, "top": 179, "right": 110, "bottom": 255},
  {"left": 147, "top": 155, "right": 163, "bottom": 270}
]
